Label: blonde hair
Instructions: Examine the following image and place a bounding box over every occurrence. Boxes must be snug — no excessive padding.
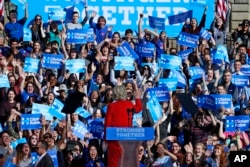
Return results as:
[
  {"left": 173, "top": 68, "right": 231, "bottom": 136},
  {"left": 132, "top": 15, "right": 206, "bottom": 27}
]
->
[{"left": 112, "top": 85, "right": 127, "bottom": 100}]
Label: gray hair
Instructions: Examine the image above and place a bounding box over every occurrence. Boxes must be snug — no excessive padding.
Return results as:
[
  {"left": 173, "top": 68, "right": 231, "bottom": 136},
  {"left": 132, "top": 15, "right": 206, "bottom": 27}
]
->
[{"left": 112, "top": 85, "right": 127, "bottom": 101}]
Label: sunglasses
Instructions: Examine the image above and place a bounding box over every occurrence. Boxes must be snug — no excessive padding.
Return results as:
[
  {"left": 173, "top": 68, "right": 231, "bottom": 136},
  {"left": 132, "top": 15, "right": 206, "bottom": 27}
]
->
[
  {"left": 36, "top": 18, "right": 41, "bottom": 21},
  {"left": 44, "top": 135, "right": 51, "bottom": 139}
]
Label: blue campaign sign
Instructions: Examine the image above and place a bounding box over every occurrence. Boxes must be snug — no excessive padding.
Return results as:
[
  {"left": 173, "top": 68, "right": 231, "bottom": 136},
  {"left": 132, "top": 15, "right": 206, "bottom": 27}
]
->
[
  {"left": 20, "top": 0, "right": 214, "bottom": 38},
  {"left": 212, "top": 94, "right": 232, "bottom": 110},
  {"left": 31, "top": 152, "right": 39, "bottom": 165},
  {"left": 168, "top": 10, "right": 193, "bottom": 25},
  {"left": 75, "top": 107, "right": 92, "bottom": 118},
  {"left": 66, "top": 59, "right": 86, "bottom": 73},
  {"left": 189, "top": 78, "right": 200, "bottom": 91},
  {"left": 87, "top": 28, "right": 95, "bottom": 42},
  {"left": 240, "top": 66, "right": 250, "bottom": 76},
  {"left": 42, "top": 54, "right": 63, "bottom": 69},
  {"left": 135, "top": 43, "right": 155, "bottom": 57},
  {"left": 147, "top": 95, "right": 162, "bottom": 123},
  {"left": 0, "top": 124, "right": 2, "bottom": 133},
  {"left": 11, "top": 0, "right": 26, "bottom": 7},
  {"left": 106, "top": 127, "right": 154, "bottom": 141},
  {"left": 177, "top": 32, "right": 199, "bottom": 48},
  {"left": 0, "top": 75, "right": 10, "bottom": 88},
  {"left": 170, "top": 70, "right": 187, "bottom": 88},
  {"left": 232, "top": 75, "right": 249, "bottom": 87},
  {"left": 159, "top": 78, "right": 178, "bottom": 91},
  {"left": 66, "top": 29, "right": 87, "bottom": 44},
  {"left": 88, "top": 118, "right": 104, "bottom": 139},
  {"left": 48, "top": 150, "right": 59, "bottom": 167},
  {"left": 23, "top": 28, "right": 32, "bottom": 41},
  {"left": 10, "top": 138, "right": 27, "bottom": 149},
  {"left": 189, "top": 66, "right": 204, "bottom": 79},
  {"left": 132, "top": 111, "right": 142, "bottom": 127},
  {"left": 146, "top": 87, "right": 170, "bottom": 102},
  {"left": 3, "top": 160, "right": 16, "bottom": 167},
  {"left": 32, "top": 103, "right": 53, "bottom": 121},
  {"left": 199, "top": 28, "right": 211, "bottom": 41},
  {"left": 148, "top": 16, "right": 165, "bottom": 30},
  {"left": 159, "top": 54, "right": 182, "bottom": 69},
  {"left": 48, "top": 8, "right": 66, "bottom": 21},
  {"left": 178, "top": 49, "right": 193, "bottom": 61},
  {"left": 23, "top": 57, "right": 40, "bottom": 73},
  {"left": 72, "top": 120, "right": 89, "bottom": 140},
  {"left": 197, "top": 95, "right": 215, "bottom": 109},
  {"left": 225, "top": 115, "right": 250, "bottom": 132},
  {"left": 117, "top": 42, "right": 139, "bottom": 59},
  {"left": 192, "top": 0, "right": 207, "bottom": 6},
  {"left": 21, "top": 114, "right": 42, "bottom": 130},
  {"left": 49, "top": 98, "right": 65, "bottom": 120},
  {"left": 114, "top": 56, "right": 135, "bottom": 71},
  {"left": 213, "top": 45, "right": 229, "bottom": 63}
]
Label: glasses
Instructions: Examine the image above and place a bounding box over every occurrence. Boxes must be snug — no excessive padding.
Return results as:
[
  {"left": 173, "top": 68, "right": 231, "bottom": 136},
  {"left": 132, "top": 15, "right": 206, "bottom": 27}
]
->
[{"left": 36, "top": 18, "right": 41, "bottom": 21}]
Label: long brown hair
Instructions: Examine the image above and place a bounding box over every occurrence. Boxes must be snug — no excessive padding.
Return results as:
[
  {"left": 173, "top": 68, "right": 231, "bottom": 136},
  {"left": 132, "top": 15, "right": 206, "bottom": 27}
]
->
[
  {"left": 213, "top": 144, "right": 228, "bottom": 167},
  {"left": 16, "top": 143, "right": 31, "bottom": 165}
]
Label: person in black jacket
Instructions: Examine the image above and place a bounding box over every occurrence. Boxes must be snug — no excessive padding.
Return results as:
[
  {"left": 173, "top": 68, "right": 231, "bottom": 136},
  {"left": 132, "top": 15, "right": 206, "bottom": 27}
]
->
[{"left": 34, "top": 141, "right": 54, "bottom": 167}]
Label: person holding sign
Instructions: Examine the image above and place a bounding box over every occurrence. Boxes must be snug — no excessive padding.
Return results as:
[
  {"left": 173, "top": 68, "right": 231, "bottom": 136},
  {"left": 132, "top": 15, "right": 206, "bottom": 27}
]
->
[
  {"left": 104, "top": 85, "right": 142, "bottom": 167},
  {"left": 89, "top": 11, "right": 112, "bottom": 44},
  {"left": 182, "top": 6, "right": 207, "bottom": 35},
  {"left": 4, "top": 3, "right": 29, "bottom": 43}
]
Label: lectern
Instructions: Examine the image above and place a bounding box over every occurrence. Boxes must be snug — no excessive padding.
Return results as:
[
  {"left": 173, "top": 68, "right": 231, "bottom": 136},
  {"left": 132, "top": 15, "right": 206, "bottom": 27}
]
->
[{"left": 106, "top": 127, "right": 154, "bottom": 167}]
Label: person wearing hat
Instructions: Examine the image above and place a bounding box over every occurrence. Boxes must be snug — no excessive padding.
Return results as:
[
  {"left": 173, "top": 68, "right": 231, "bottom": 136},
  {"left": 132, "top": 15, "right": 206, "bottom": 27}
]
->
[{"left": 57, "top": 84, "right": 68, "bottom": 104}]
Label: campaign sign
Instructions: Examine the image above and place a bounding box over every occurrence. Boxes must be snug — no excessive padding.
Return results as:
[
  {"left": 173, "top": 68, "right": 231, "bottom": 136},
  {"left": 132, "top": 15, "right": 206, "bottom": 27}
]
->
[
  {"left": 132, "top": 111, "right": 142, "bottom": 127},
  {"left": 75, "top": 107, "right": 92, "bottom": 118},
  {"left": 158, "top": 78, "right": 178, "bottom": 91},
  {"left": 48, "top": 8, "right": 66, "bottom": 21},
  {"left": 147, "top": 95, "right": 162, "bottom": 123},
  {"left": 199, "top": 28, "right": 211, "bottom": 41},
  {"left": 168, "top": 10, "right": 193, "bottom": 25},
  {"left": 67, "top": 29, "right": 87, "bottom": 44},
  {"left": 0, "top": 75, "right": 10, "bottom": 88},
  {"left": 148, "top": 16, "right": 165, "bottom": 30},
  {"left": 117, "top": 42, "right": 139, "bottom": 59},
  {"left": 3, "top": 160, "right": 16, "bottom": 167},
  {"left": 189, "top": 66, "right": 204, "bottom": 79},
  {"left": 72, "top": 120, "right": 89, "bottom": 140},
  {"left": 49, "top": 98, "right": 65, "bottom": 120},
  {"left": 88, "top": 118, "right": 104, "bottom": 139},
  {"left": 240, "top": 66, "right": 250, "bottom": 76},
  {"left": 106, "top": 127, "right": 154, "bottom": 141},
  {"left": 197, "top": 95, "right": 215, "bottom": 109},
  {"left": 87, "top": 28, "right": 95, "bottom": 42},
  {"left": 225, "top": 115, "right": 250, "bottom": 132},
  {"left": 31, "top": 152, "right": 39, "bottom": 165},
  {"left": 159, "top": 54, "right": 182, "bottom": 69},
  {"left": 177, "top": 32, "right": 199, "bottom": 48},
  {"left": 0, "top": 124, "right": 2, "bottom": 133},
  {"left": 42, "top": 54, "right": 63, "bottom": 69},
  {"left": 21, "top": 114, "right": 42, "bottom": 130},
  {"left": 66, "top": 59, "right": 86, "bottom": 73},
  {"left": 10, "top": 138, "right": 27, "bottom": 149},
  {"left": 114, "top": 56, "right": 135, "bottom": 71},
  {"left": 189, "top": 78, "right": 201, "bottom": 91},
  {"left": 23, "top": 28, "right": 32, "bottom": 41},
  {"left": 178, "top": 49, "right": 193, "bottom": 61},
  {"left": 170, "top": 70, "right": 187, "bottom": 88},
  {"left": 23, "top": 57, "right": 40, "bottom": 73},
  {"left": 213, "top": 45, "right": 229, "bottom": 63},
  {"left": 48, "top": 150, "right": 59, "bottom": 167},
  {"left": 146, "top": 87, "right": 170, "bottom": 102},
  {"left": 212, "top": 94, "right": 232, "bottom": 110},
  {"left": 32, "top": 103, "right": 53, "bottom": 121},
  {"left": 232, "top": 75, "right": 249, "bottom": 87},
  {"left": 11, "top": 0, "right": 26, "bottom": 8},
  {"left": 135, "top": 44, "right": 155, "bottom": 57}
]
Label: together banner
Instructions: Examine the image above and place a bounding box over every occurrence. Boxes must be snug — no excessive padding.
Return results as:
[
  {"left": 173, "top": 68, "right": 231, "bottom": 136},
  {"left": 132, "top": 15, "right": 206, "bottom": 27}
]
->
[{"left": 19, "top": 0, "right": 214, "bottom": 37}]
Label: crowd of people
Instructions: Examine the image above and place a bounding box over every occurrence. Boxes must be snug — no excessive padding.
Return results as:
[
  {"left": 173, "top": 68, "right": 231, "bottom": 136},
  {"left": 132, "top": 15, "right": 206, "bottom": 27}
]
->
[{"left": 0, "top": 1, "right": 249, "bottom": 167}]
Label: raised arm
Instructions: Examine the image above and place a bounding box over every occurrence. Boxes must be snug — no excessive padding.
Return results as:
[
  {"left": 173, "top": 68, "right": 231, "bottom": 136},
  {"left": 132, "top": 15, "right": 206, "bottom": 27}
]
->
[{"left": 81, "top": 6, "right": 89, "bottom": 27}]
